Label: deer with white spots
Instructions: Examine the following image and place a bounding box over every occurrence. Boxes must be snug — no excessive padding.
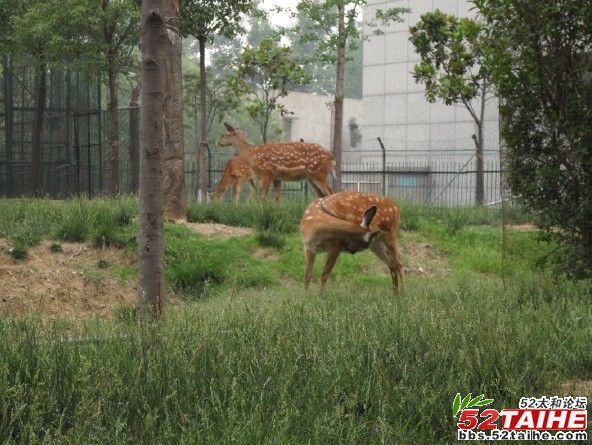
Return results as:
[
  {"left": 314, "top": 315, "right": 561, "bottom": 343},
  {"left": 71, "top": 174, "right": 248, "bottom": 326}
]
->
[
  {"left": 218, "top": 123, "right": 335, "bottom": 205},
  {"left": 210, "top": 156, "right": 257, "bottom": 204},
  {"left": 300, "top": 191, "right": 404, "bottom": 293}
]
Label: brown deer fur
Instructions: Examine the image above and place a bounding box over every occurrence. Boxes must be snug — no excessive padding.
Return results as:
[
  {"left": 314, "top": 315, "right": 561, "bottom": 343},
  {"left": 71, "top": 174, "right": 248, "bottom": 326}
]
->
[
  {"left": 210, "top": 157, "right": 257, "bottom": 204},
  {"left": 218, "top": 123, "right": 335, "bottom": 205},
  {"left": 300, "top": 191, "right": 404, "bottom": 293}
]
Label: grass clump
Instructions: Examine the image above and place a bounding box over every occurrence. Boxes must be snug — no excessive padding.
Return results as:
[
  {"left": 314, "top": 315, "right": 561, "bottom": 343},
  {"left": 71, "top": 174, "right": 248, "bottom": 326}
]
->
[
  {"left": 9, "top": 243, "right": 28, "bottom": 260},
  {"left": 49, "top": 242, "right": 63, "bottom": 253}
]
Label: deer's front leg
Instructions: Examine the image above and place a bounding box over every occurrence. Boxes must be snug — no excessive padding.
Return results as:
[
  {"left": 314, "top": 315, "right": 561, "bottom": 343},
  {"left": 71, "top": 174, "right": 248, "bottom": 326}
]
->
[
  {"left": 259, "top": 176, "right": 272, "bottom": 201},
  {"left": 319, "top": 243, "right": 342, "bottom": 294}
]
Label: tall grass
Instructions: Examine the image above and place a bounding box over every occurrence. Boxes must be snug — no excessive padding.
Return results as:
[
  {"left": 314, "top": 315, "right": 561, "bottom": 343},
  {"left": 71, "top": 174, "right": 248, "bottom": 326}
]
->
[
  {"left": 0, "top": 196, "right": 138, "bottom": 246},
  {"left": 0, "top": 278, "right": 590, "bottom": 444}
]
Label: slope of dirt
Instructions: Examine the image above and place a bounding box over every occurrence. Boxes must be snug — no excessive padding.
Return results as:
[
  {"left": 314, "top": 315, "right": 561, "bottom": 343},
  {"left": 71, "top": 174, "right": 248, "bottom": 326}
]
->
[
  {"left": 402, "top": 241, "right": 450, "bottom": 276},
  {"left": 176, "top": 221, "right": 254, "bottom": 238},
  {"left": 0, "top": 240, "right": 142, "bottom": 321},
  {"left": 346, "top": 240, "right": 449, "bottom": 277}
]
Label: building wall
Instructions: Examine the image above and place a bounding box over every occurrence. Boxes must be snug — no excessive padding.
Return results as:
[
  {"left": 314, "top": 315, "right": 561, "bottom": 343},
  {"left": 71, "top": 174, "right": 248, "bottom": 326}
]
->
[
  {"left": 361, "top": 0, "right": 499, "bottom": 155},
  {"left": 277, "top": 91, "right": 362, "bottom": 150}
]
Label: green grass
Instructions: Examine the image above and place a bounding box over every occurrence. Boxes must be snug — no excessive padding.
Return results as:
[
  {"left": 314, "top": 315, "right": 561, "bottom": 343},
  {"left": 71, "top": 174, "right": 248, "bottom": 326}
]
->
[
  {"left": 0, "top": 278, "right": 590, "bottom": 444},
  {"left": 0, "top": 197, "right": 588, "bottom": 444}
]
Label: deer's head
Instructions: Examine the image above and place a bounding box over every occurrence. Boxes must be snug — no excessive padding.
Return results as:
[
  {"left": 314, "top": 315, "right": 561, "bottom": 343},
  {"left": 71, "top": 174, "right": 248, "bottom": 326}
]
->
[{"left": 218, "top": 122, "right": 246, "bottom": 147}]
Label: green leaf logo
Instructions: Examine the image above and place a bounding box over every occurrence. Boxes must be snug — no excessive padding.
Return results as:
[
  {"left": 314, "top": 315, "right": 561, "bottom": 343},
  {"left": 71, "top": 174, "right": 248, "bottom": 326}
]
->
[{"left": 452, "top": 393, "right": 494, "bottom": 417}]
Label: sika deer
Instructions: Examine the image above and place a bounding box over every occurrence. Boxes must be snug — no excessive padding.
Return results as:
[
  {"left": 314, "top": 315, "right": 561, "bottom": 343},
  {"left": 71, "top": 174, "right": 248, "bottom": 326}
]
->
[
  {"left": 218, "top": 123, "right": 335, "bottom": 205},
  {"left": 210, "top": 156, "right": 257, "bottom": 204},
  {"left": 300, "top": 191, "right": 404, "bottom": 293}
]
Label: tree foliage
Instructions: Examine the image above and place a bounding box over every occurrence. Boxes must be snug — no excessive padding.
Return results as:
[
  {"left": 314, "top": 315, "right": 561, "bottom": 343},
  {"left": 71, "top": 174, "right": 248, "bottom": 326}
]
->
[
  {"left": 475, "top": 0, "right": 592, "bottom": 277},
  {"left": 409, "top": 10, "right": 493, "bottom": 122},
  {"left": 180, "top": 0, "right": 255, "bottom": 41},
  {"left": 228, "top": 37, "right": 311, "bottom": 143},
  {"left": 410, "top": 10, "right": 494, "bottom": 205}
]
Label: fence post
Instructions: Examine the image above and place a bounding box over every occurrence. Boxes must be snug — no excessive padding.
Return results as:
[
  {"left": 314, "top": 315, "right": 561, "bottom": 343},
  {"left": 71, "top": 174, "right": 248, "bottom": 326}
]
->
[
  {"left": 96, "top": 79, "right": 103, "bottom": 192},
  {"left": 377, "top": 137, "right": 386, "bottom": 196},
  {"left": 3, "top": 56, "right": 13, "bottom": 197},
  {"left": 207, "top": 144, "right": 211, "bottom": 195}
]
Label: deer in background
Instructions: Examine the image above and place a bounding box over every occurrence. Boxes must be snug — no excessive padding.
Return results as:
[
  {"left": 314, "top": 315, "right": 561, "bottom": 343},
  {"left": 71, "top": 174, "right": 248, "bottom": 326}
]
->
[
  {"left": 218, "top": 123, "right": 335, "bottom": 206},
  {"left": 300, "top": 191, "right": 404, "bottom": 293},
  {"left": 209, "top": 156, "right": 257, "bottom": 204}
]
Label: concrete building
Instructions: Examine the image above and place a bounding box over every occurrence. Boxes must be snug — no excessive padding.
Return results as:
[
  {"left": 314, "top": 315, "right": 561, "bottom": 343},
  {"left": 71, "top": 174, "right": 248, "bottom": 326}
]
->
[
  {"left": 359, "top": 0, "right": 501, "bottom": 205},
  {"left": 278, "top": 91, "right": 362, "bottom": 151}
]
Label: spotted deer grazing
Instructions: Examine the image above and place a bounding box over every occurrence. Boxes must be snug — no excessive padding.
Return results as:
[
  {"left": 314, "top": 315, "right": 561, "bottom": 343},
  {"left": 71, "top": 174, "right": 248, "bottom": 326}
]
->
[
  {"left": 218, "top": 123, "right": 335, "bottom": 205},
  {"left": 300, "top": 191, "right": 404, "bottom": 293},
  {"left": 210, "top": 156, "right": 257, "bottom": 204}
]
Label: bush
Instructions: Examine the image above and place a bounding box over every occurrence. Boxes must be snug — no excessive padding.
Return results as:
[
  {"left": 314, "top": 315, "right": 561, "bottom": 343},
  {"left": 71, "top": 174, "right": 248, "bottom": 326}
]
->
[
  {"left": 9, "top": 243, "right": 28, "bottom": 260},
  {"left": 49, "top": 242, "right": 63, "bottom": 253}
]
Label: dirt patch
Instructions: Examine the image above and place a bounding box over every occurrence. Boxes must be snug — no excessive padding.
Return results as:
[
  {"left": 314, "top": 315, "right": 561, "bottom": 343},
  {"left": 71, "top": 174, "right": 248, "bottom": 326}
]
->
[
  {"left": 555, "top": 380, "right": 592, "bottom": 399},
  {"left": 356, "top": 240, "right": 450, "bottom": 277},
  {"left": 0, "top": 240, "right": 178, "bottom": 321},
  {"left": 402, "top": 241, "right": 450, "bottom": 276},
  {"left": 176, "top": 221, "right": 254, "bottom": 238},
  {"left": 252, "top": 247, "right": 280, "bottom": 261},
  {"left": 506, "top": 223, "right": 536, "bottom": 232}
]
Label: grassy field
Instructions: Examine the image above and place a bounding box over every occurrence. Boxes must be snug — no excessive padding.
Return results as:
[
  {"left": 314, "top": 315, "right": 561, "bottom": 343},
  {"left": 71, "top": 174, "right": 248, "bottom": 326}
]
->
[{"left": 0, "top": 197, "right": 590, "bottom": 444}]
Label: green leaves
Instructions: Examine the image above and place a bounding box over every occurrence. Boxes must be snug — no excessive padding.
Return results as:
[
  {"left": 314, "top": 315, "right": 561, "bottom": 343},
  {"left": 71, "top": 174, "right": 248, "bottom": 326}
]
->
[
  {"left": 409, "top": 9, "right": 493, "bottom": 125},
  {"left": 452, "top": 393, "right": 494, "bottom": 417},
  {"left": 228, "top": 37, "right": 310, "bottom": 142}
]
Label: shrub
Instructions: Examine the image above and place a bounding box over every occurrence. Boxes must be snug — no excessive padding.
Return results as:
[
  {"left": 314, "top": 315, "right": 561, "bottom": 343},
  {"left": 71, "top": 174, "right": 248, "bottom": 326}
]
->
[
  {"left": 49, "top": 242, "right": 63, "bottom": 253},
  {"left": 9, "top": 243, "right": 27, "bottom": 260}
]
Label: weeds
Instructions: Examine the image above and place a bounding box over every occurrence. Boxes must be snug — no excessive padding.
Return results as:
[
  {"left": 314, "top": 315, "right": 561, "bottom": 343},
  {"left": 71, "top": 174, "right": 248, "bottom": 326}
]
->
[{"left": 49, "top": 242, "right": 63, "bottom": 253}]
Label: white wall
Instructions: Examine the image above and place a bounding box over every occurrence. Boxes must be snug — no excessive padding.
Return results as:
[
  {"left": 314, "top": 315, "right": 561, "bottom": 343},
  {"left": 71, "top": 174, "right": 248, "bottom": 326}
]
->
[
  {"left": 277, "top": 91, "right": 363, "bottom": 150},
  {"left": 362, "top": 0, "right": 499, "bottom": 153}
]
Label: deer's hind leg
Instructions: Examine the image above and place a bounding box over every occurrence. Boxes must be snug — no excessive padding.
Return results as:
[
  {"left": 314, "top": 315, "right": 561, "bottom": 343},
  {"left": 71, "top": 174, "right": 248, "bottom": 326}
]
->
[{"left": 273, "top": 180, "right": 282, "bottom": 207}]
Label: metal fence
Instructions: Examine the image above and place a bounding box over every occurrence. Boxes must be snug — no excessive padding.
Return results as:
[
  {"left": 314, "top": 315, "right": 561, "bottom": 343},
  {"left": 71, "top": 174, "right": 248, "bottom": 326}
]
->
[
  {"left": 0, "top": 57, "right": 102, "bottom": 197},
  {"left": 207, "top": 141, "right": 502, "bottom": 207},
  {"left": 1, "top": 58, "right": 502, "bottom": 206}
]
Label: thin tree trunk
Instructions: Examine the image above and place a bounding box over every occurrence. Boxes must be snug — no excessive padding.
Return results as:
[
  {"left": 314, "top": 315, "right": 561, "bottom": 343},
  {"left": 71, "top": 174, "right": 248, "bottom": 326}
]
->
[
  {"left": 162, "top": 0, "right": 187, "bottom": 219},
  {"left": 475, "top": 87, "right": 486, "bottom": 206},
  {"left": 30, "top": 61, "right": 47, "bottom": 196},
  {"left": 138, "top": 0, "right": 166, "bottom": 316},
  {"left": 107, "top": 58, "right": 120, "bottom": 195},
  {"left": 332, "top": 2, "right": 346, "bottom": 193},
  {"left": 129, "top": 85, "right": 140, "bottom": 193},
  {"left": 198, "top": 36, "right": 209, "bottom": 202}
]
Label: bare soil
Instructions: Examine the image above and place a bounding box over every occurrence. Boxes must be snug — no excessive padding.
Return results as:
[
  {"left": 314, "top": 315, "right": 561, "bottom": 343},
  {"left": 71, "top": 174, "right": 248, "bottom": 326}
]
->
[
  {"left": 402, "top": 241, "right": 450, "bottom": 276},
  {"left": 0, "top": 240, "right": 143, "bottom": 321},
  {"left": 506, "top": 223, "right": 536, "bottom": 232},
  {"left": 176, "top": 221, "right": 254, "bottom": 238}
]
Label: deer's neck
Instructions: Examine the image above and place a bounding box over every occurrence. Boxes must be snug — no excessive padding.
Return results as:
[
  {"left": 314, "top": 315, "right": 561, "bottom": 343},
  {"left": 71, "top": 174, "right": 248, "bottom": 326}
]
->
[{"left": 233, "top": 138, "right": 255, "bottom": 164}]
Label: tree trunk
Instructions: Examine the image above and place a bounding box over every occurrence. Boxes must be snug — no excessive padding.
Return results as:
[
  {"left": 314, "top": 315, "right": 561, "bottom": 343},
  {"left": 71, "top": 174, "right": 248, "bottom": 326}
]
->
[
  {"left": 475, "top": 126, "right": 485, "bottom": 206},
  {"left": 332, "top": 2, "right": 346, "bottom": 193},
  {"left": 138, "top": 0, "right": 166, "bottom": 317},
  {"left": 475, "top": 89, "right": 486, "bottom": 206},
  {"left": 129, "top": 85, "right": 140, "bottom": 193},
  {"left": 162, "top": 0, "right": 187, "bottom": 219},
  {"left": 30, "top": 62, "right": 47, "bottom": 196},
  {"left": 107, "top": 58, "right": 120, "bottom": 195},
  {"left": 197, "top": 36, "right": 209, "bottom": 202}
]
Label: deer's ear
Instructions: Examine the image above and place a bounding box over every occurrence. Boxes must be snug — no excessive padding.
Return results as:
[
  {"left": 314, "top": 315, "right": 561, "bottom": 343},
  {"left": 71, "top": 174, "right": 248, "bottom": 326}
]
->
[
  {"left": 361, "top": 206, "right": 377, "bottom": 228},
  {"left": 224, "top": 122, "right": 235, "bottom": 133}
]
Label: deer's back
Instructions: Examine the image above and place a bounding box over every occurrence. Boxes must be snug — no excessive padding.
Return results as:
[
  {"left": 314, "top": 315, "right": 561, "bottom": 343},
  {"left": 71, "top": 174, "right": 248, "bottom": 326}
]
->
[
  {"left": 320, "top": 191, "right": 400, "bottom": 233},
  {"left": 252, "top": 142, "right": 333, "bottom": 176}
]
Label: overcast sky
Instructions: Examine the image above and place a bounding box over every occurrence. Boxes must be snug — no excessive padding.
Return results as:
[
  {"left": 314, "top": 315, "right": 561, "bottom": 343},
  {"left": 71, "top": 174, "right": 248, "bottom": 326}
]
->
[{"left": 260, "top": 0, "right": 300, "bottom": 27}]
